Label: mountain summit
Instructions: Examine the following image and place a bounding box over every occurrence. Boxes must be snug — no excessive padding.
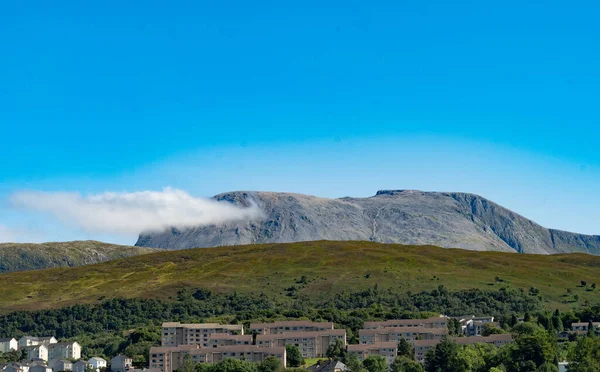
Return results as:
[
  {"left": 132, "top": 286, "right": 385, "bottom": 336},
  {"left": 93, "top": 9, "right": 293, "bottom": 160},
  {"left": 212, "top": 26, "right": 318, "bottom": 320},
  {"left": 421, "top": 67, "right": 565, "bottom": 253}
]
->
[{"left": 135, "top": 190, "right": 600, "bottom": 254}]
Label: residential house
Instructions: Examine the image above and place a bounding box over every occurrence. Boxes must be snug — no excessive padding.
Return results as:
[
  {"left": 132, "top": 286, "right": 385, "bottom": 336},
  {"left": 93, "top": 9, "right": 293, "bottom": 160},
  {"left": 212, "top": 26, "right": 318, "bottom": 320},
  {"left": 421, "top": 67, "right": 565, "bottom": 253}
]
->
[
  {"left": 29, "top": 363, "right": 52, "bottom": 372},
  {"left": 19, "top": 337, "right": 58, "bottom": 349},
  {"left": 149, "top": 345, "right": 286, "bottom": 372},
  {"left": 48, "top": 359, "right": 72, "bottom": 372},
  {"left": 5, "top": 363, "right": 30, "bottom": 372},
  {"left": 88, "top": 357, "right": 107, "bottom": 371},
  {"left": 359, "top": 327, "right": 447, "bottom": 344},
  {"left": 249, "top": 321, "right": 334, "bottom": 335},
  {"left": 255, "top": 329, "right": 346, "bottom": 358},
  {"left": 23, "top": 345, "right": 49, "bottom": 362},
  {"left": 0, "top": 338, "right": 18, "bottom": 353},
  {"left": 362, "top": 317, "right": 448, "bottom": 330},
  {"left": 72, "top": 361, "right": 89, "bottom": 372},
  {"left": 110, "top": 355, "right": 133, "bottom": 372},
  {"left": 347, "top": 342, "right": 398, "bottom": 366},
  {"left": 571, "top": 322, "right": 600, "bottom": 332},
  {"left": 48, "top": 342, "right": 81, "bottom": 361},
  {"left": 161, "top": 323, "right": 244, "bottom": 347},
  {"left": 206, "top": 334, "right": 252, "bottom": 348},
  {"left": 306, "top": 360, "right": 348, "bottom": 372}
]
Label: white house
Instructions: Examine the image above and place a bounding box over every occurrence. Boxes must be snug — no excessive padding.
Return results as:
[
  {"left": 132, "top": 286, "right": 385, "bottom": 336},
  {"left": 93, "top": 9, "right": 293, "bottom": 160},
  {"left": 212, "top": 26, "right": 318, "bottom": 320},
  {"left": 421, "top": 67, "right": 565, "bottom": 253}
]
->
[
  {"left": 110, "top": 355, "right": 132, "bottom": 372},
  {"left": 72, "top": 361, "right": 89, "bottom": 372},
  {"left": 0, "top": 338, "right": 18, "bottom": 353},
  {"left": 48, "top": 359, "right": 73, "bottom": 372},
  {"left": 24, "top": 345, "right": 49, "bottom": 362},
  {"left": 19, "top": 337, "right": 58, "bottom": 349},
  {"left": 48, "top": 342, "right": 81, "bottom": 361},
  {"left": 88, "top": 357, "right": 107, "bottom": 371}
]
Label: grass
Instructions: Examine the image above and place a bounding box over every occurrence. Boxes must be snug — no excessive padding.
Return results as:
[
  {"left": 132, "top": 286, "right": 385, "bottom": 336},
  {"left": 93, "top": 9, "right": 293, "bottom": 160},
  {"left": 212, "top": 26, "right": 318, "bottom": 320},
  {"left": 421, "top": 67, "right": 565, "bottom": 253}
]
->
[{"left": 0, "top": 240, "right": 599, "bottom": 313}]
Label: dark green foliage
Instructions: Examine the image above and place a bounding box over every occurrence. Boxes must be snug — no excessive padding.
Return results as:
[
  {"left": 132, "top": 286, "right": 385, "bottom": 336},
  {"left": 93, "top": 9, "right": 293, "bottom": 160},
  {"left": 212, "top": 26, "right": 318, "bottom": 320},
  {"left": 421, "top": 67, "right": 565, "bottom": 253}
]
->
[
  {"left": 258, "top": 357, "right": 282, "bottom": 372},
  {"left": 362, "top": 356, "right": 386, "bottom": 372},
  {"left": 390, "top": 357, "right": 424, "bottom": 372},
  {"left": 424, "top": 336, "right": 469, "bottom": 372},
  {"left": 285, "top": 345, "right": 303, "bottom": 368},
  {"left": 326, "top": 338, "right": 346, "bottom": 360},
  {"left": 397, "top": 338, "right": 413, "bottom": 358}
]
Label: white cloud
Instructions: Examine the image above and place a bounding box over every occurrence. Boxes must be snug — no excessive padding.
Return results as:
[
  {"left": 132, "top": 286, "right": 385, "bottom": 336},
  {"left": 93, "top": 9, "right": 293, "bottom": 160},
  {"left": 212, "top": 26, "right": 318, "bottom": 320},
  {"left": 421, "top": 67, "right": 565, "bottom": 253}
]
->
[
  {"left": 11, "top": 187, "right": 263, "bottom": 235},
  {"left": 0, "top": 225, "right": 16, "bottom": 243}
]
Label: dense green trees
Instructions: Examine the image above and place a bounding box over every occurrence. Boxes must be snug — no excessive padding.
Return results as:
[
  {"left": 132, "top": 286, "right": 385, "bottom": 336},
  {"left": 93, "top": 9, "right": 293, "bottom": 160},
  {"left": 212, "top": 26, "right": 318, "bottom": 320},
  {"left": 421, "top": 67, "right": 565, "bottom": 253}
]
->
[
  {"left": 362, "top": 356, "right": 387, "bottom": 372},
  {"left": 397, "top": 338, "right": 414, "bottom": 359},
  {"left": 568, "top": 334, "right": 600, "bottom": 372},
  {"left": 390, "top": 357, "right": 424, "bottom": 372},
  {"left": 326, "top": 338, "right": 346, "bottom": 360},
  {"left": 284, "top": 345, "right": 303, "bottom": 368}
]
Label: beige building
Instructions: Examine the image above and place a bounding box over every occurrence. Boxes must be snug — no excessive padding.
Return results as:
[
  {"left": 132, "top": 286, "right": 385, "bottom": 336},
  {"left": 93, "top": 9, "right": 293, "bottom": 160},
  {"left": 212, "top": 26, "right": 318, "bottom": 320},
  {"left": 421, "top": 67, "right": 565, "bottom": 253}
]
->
[
  {"left": 255, "top": 329, "right": 346, "bottom": 358},
  {"left": 149, "top": 345, "right": 286, "bottom": 372},
  {"left": 363, "top": 317, "right": 448, "bottom": 330},
  {"left": 161, "top": 323, "right": 244, "bottom": 347},
  {"left": 347, "top": 342, "right": 398, "bottom": 366},
  {"left": 359, "top": 326, "right": 447, "bottom": 344},
  {"left": 207, "top": 334, "right": 253, "bottom": 348},
  {"left": 249, "top": 321, "right": 334, "bottom": 335}
]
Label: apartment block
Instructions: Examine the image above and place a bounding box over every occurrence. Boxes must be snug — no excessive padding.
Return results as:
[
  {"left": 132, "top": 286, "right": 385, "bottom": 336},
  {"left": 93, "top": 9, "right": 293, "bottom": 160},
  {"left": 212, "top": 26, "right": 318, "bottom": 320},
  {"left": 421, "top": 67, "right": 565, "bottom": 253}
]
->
[
  {"left": 249, "top": 321, "right": 334, "bottom": 335},
  {"left": 347, "top": 342, "right": 398, "bottom": 366},
  {"left": 362, "top": 317, "right": 448, "bottom": 330},
  {"left": 149, "top": 345, "right": 285, "bottom": 372},
  {"left": 359, "top": 326, "right": 447, "bottom": 344},
  {"left": 206, "top": 334, "right": 253, "bottom": 348},
  {"left": 256, "top": 329, "right": 346, "bottom": 358},
  {"left": 161, "top": 323, "right": 244, "bottom": 347}
]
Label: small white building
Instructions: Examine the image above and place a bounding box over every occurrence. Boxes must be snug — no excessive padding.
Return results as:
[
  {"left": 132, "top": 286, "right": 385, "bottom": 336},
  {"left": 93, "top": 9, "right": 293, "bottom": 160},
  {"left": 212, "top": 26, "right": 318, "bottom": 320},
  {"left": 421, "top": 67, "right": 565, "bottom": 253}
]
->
[
  {"left": 110, "top": 355, "right": 132, "bottom": 372},
  {"left": 19, "top": 337, "right": 58, "bottom": 349},
  {"left": 0, "top": 338, "right": 18, "bottom": 353},
  {"left": 88, "top": 358, "right": 107, "bottom": 371},
  {"left": 48, "top": 359, "right": 73, "bottom": 372},
  {"left": 24, "top": 345, "right": 49, "bottom": 362}
]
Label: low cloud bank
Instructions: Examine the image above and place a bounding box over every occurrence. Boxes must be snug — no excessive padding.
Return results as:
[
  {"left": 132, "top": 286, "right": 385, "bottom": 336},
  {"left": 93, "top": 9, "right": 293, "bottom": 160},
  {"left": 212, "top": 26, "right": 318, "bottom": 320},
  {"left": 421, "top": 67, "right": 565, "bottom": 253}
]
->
[{"left": 11, "top": 187, "right": 263, "bottom": 235}]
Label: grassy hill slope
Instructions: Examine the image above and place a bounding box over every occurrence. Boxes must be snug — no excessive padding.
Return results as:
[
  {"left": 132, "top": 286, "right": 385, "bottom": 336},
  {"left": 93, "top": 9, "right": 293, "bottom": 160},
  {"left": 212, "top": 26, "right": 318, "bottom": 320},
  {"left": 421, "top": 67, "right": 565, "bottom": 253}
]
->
[
  {"left": 0, "top": 240, "right": 161, "bottom": 274},
  {"left": 0, "top": 240, "right": 598, "bottom": 313}
]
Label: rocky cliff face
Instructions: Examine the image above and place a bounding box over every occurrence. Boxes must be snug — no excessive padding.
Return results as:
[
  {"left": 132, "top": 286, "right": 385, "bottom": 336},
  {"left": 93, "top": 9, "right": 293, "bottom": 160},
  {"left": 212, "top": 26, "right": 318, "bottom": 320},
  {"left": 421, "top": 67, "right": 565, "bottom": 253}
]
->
[{"left": 135, "top": 190, "right": 600, "bottom": 254}]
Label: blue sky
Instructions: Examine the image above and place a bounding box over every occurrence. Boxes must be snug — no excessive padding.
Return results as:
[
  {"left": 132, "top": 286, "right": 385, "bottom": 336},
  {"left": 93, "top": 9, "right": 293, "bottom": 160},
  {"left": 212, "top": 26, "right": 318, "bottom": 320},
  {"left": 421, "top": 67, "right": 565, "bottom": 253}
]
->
[{"left": 0, "top": 0, "right": 599, "bottom": 244}]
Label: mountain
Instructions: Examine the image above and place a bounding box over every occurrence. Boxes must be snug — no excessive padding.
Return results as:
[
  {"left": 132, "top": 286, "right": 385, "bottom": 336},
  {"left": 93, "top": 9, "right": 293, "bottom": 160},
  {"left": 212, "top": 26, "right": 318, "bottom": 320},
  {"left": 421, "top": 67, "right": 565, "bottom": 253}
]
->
[
  {"left": 136, "top": 190, "right": 600, "bottom": 254},
  {"left": 1, "top": 240, "right": 599, "bottom": 313},
  {"left": 0, "top": 240, "right": 161, "bottom": 273}
]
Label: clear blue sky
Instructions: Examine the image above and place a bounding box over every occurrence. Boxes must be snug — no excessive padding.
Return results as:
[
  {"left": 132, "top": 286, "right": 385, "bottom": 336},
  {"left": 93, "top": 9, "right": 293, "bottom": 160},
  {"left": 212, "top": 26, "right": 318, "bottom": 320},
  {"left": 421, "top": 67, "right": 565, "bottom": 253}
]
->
[{"left": 1, "top": 0, "right": 599, "bottom": 244}]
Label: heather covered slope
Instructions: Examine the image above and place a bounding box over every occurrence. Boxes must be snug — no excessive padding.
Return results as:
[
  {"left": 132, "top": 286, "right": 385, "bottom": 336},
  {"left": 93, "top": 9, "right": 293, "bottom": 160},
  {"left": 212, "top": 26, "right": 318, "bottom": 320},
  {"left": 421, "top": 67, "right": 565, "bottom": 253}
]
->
[
  {"left": 1, "top": 240, "right": 599, "bottom": 313},
  {"left": 0, "top": 240, "right": 161, "bottom": 273},
  {"left": 136, "top": 190, "right": 600, "bottom": 254}
]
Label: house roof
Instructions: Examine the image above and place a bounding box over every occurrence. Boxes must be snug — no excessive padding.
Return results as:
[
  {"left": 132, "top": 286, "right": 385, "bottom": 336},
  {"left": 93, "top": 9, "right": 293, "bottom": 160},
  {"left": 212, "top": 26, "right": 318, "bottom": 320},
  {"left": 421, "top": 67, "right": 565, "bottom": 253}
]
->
[
  {"left": 89, "top": 357, "right": 107, "bottom": 362},
  {"left": 307, "top": 360, "right": 348, "bottom": 372},
  {"left": 0, "top": 338, "right": 16, "bottom": 342},
  {"left": 161, "top": 322, "right": 242, "bottom": 330},
  {"left": 256, "top": 329, "right": 346, "bottom": 341}
]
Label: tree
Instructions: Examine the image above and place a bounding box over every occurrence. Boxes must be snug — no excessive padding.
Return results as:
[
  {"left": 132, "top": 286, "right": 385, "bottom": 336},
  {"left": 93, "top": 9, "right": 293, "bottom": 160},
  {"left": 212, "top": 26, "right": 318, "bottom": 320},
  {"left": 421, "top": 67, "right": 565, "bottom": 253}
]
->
[
  {"left": 390, "top": 357, "right": 424, "bottom": 372},
  {"left": 344, "top": 353, "right": 366, "bottom": 372},
  {"left": 285, "top": 345, "right": 303, "bottom": 368},
  {"left": 569, "top": 334, "right": 600, "bottom": 372},
  {"left": 326, "top": 338, "right": 346, "bottom": 359},
  {"left": 398, "top": 338, "right": 413, "bottom": 358},
  {"left": 424, "top": 336, "right": 469, "bottom": 372},
  {"left": 362, "top": 355, "right": 387, "bottom": 372},
  {"left": 505, "top": 331, "right": 558, "bottom": 371},
  {"left": 259, "top": 357, "right": 281, "bottom": 372},
  {"left": 481, "top": 323, "right": 505, "bottom": 336},
  {"left": 447, "top": 319, "right": 462, "bottom": 336}
]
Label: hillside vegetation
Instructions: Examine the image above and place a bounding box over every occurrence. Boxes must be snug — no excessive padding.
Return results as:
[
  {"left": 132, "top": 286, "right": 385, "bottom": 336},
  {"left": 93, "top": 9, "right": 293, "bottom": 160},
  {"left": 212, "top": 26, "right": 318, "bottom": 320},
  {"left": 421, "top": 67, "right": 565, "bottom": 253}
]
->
[
  {"left": 0, "top": 240, "right": 160, "bottom": 273},
  {"left": 0, "top": 240, "right": 599, "bottom": 313}
]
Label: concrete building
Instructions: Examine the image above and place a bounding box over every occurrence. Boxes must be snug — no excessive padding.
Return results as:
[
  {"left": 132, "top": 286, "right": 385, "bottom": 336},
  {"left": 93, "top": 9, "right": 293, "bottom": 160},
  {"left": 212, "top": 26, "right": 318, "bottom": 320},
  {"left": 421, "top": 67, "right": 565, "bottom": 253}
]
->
[
  {"left": 19, "top": 337, "right": 57, "bottom": 349},
  {"left": 72, "top": 361, "right": 89, "bottom": 372},
  {"left": 362, "top": 317, "right": 448, "bottom": 330},
  {"left": 255, "top": 329, "right": 346, "bottom": 358},
  {"left": 0, "top": 338, "right": 18, "bottom": 353},
  {"left": 48, "top": 342, "right": 81, "bottom": 361},
  {"left": 161, "top": 323, "right": 244, "bottom": 347},
  {"left": 206, "top": 334, "right": 252, "bottom": 348},
  {"left": 413, "top": 340, "right": 439, "bottom": 364},
  {"left": 359, "top": 327, "right": 447, "bottom": 344},
  {"left": 110, "top": 355, "right": 132, "bottom": 372},
  {"left": 249, "top": 321, "right": 334, "bottom": 335},
  {"left": 149, "top": 345, "right": 286, "bottom": 372},
  {"left": 347, "top": 342, "right": 398, "bottom": 366},
  {"left": 23, "top": 345, "right": 49, "bottom": 362},
  {"left": 88, "top": 357, "right": 107, "bottom": 371},
  {"left": 29, "top": 363, "right": 52, "bottom": 372}
]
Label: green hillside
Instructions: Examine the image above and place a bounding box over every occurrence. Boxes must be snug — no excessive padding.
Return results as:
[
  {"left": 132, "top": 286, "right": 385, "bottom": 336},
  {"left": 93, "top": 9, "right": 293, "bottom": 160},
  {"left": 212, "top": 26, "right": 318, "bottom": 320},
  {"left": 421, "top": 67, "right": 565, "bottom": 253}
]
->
[
  {"left": 0, "top": 240, "right": 599, "bottom": 313},
  {"left": 0, "top": 240, "right": 161, "bottom": 274}
]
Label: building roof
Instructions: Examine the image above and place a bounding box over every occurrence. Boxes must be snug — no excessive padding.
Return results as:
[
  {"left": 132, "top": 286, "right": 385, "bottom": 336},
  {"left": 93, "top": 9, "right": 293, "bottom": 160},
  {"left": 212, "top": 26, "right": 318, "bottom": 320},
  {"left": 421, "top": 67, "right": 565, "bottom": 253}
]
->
[
  {"left": 363, "top": 317, "right": 447, "bottom": 329},
  {"left": 572, "top": 322, "right": 600, "bottom": 327},
  {"left": 0, "top": 338, "right": 16, "bottom": 342},
  {"left": 161, "top": 322, "right": 242, "bottom": 330},
  {"left": 307, "top": 360, "right": 348, "bottom": 372},
  {"left": 256, "top": 329, "right": 346, "bottom": 341},
  {"left": 207, "top": 334, "right": 252, "bottom": 340},
  {"left": 359, "top": 326, "right": 448, "bottom": 336},
  {"left": 88, "top": 357, "right": 107, "bottom": 362},
  {"left": 20, "top": 336, "right": 55, "bottom": 341},
  {"left": 250, "top": 321, "right": 334, "bottom": 329}
]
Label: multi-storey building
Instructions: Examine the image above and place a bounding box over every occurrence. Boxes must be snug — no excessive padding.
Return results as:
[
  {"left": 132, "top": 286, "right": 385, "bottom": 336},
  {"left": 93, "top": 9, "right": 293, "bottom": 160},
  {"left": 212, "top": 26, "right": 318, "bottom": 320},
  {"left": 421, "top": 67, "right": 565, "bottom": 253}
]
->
[
  {"left": 359, "top": 327, "right": 447, "bottom": 344},
  {"left": 249, "top": 321, "right": 334, "bottom": 335},
  {"left": 161, "top": 323, "right": 244, "bottom": 347},
  {"left": 206, "top": 334, "right": 253, "bottom": 348},
  {"left": 149, "top": 345, "right": 286, "bottom": 372},
  {"left": 346, "top": 342, "right": 398, "bottom": 366},
  {"left": 255, "top": 329, "right": 346, "bottom": 358},
  {"left": 362, "top": 317, "right": 448, "bottom": 330},
  {"left": 48, "top": 342, "right": 81, "bottom": 361},
  {"left": 413, "top": 340, "right": 439, "bottom": 364}
]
